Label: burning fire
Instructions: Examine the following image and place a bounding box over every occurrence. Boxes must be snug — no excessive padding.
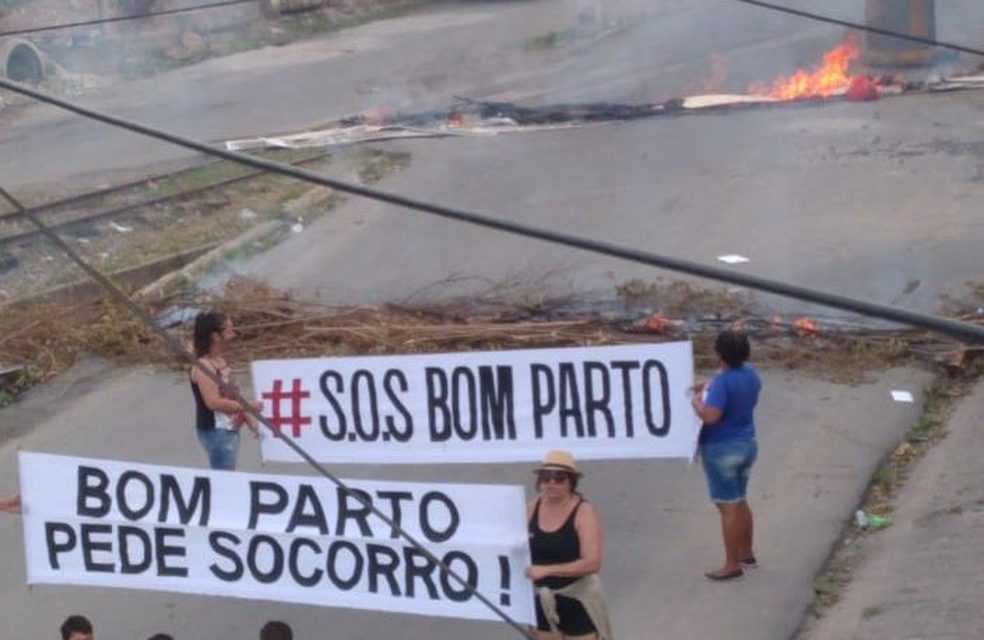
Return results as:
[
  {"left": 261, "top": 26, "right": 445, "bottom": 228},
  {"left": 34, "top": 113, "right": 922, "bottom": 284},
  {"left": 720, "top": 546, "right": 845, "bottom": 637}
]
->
[{"left": 750, "top": 39, "right": 861, "bottom": 100}]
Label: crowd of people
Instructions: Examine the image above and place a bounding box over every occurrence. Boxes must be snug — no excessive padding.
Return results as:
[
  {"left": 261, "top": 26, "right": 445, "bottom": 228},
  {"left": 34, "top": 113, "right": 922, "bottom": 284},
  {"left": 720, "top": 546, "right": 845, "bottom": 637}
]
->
[
  {"left": 5, "top": 323, "right": 762, "bottom": 640},
  {"left": 57, "top": 614, "right": 294, "bottom": 640}
]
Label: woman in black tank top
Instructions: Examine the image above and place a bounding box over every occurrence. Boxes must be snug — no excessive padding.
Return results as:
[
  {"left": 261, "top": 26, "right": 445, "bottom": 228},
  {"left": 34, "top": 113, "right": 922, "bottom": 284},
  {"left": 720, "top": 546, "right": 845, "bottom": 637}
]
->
[
  {"left": 526, "top": 450, "right": 605, "bottom": 640},
  {"left": 190, "top": 312, "right": 263, "bottom": 470}
]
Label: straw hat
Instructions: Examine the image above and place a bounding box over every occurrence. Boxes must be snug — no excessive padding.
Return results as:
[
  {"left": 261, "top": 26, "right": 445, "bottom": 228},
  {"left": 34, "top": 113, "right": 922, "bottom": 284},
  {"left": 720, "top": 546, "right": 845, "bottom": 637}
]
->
[{"left": 534, "top": 449, "right": 582, "bottom": 476}]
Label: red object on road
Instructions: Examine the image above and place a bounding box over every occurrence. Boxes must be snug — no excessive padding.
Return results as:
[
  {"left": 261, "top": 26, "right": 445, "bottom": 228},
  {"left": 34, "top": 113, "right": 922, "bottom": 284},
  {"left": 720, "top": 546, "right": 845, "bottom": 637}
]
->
[
  {"left": 792, "top": 316, "right": 820, "bottom": 335},
  {"left": 846, "top": 76, "right": 880, "bottom": 101},
  {"left": 643, "top": 313, "right": 668, "bottom": 333}
]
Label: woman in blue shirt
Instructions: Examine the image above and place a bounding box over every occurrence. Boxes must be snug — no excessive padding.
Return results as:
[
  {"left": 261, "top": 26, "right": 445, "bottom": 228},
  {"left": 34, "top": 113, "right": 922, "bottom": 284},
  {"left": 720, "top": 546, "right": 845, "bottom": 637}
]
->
[{"left": 690, "top": 329, "right": 761, "bottom": 581}]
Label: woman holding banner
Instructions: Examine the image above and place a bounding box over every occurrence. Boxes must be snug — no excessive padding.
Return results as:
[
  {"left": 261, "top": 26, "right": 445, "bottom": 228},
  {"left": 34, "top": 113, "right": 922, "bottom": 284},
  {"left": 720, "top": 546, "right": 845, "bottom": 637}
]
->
[
  {"left": 0, "top": 492, "right": 20, "bottom": 514},
  {"left": 526, "top": 450, "right": 613, "bottom": 640},
  {"left": 190, "top": 312, "right": 262, "bottom": 470},
  {"left": 691, "top": 329, "right": 761, "bottom": 581}
]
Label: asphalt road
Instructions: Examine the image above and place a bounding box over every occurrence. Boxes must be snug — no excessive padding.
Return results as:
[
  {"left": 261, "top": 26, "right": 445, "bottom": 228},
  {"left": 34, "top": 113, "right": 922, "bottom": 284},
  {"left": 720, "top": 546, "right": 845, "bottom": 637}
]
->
[{"left": 247, "top": 89, "right": 984, "bottom": 315}]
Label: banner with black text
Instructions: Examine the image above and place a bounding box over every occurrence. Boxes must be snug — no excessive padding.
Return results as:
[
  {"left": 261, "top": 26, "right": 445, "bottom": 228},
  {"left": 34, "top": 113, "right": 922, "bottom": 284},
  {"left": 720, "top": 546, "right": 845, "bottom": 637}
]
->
[
  {"left": 252, "top": 342, "right": 699, "bottom": 463},
  {"left": 19, "top": 452, "right": 533, "bottom": 623}
]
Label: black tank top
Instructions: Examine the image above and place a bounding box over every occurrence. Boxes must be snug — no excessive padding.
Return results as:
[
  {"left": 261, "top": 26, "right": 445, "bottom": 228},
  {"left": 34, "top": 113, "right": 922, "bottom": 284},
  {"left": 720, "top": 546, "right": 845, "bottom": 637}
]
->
[
  {"left": 528, "top": 497, "right": 583, "bottom": 589},
  {"left": 191, "top": 379, "right": 216, "bottom": 430},
  {"left": 191, "top": 361, "right": 239, "bottom": 431}
]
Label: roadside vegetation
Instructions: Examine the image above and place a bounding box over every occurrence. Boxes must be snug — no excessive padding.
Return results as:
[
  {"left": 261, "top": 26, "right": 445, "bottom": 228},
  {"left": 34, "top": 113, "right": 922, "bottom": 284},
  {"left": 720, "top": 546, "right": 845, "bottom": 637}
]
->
[
  {"left": 0, "top": 146, "right": 410, "bottom": 302},
  {"left": 799, "top": 366, "right": 979, "bottom": 628}
]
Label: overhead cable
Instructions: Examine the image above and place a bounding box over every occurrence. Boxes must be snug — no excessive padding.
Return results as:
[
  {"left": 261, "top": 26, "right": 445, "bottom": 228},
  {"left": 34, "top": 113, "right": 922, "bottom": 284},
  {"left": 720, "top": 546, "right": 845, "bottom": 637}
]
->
[
  {"left": 0, "top": 0, "right": 259, "bottom": 39},
  {"left": 0, "top": 184, "right": 538, "bottom": 640},
  {"left": 1, "top": 76, "right": 981, "bottom": 344},
  {"left": 727, "top": 0, "right": 984, "bottom": 59}
]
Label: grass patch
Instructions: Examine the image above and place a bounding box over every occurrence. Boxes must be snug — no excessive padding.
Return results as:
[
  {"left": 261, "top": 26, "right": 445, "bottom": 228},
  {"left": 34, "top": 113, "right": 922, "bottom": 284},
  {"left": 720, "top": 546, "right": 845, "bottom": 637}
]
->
[
  {"left": 810, "top": 553, "right": 853, "bottom": 612},
  {"left": 525, "top": 30, "right": 572, "bottom": 50},
  {"left": 356, "top": 148, "right": 411, "bottom": 184},
  {"left": 142, "top": 149, "right": 326, "bottom": 198}
]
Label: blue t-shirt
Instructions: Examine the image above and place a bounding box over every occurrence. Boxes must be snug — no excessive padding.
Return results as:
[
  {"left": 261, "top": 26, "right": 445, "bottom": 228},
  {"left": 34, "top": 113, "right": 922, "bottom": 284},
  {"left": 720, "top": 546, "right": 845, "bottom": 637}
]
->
[{"left": 698, "top": 364, "right": 761, "bottom": 445}]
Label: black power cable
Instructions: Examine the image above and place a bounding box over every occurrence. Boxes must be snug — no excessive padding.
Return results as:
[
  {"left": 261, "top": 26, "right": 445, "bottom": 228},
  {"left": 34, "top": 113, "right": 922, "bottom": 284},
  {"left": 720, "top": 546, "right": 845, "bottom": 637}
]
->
[
  {"left": 0, "top": 76, "right": 981, "bottom": 344},
  {"left": 728, "top": 0, "right": 984, "bottom": 59},
  {"left": 0, "top": 0, "right": 260, "bottom": 39},
  {"left": 0, "top": 184, "right": 538, "bottom": 640}
]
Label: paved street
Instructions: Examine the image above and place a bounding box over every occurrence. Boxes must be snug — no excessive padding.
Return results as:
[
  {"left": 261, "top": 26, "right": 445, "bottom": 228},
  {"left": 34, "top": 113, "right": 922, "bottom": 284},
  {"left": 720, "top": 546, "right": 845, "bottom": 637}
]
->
[{"left": 247, "top": 88, "right": 984, "bottom": 315}]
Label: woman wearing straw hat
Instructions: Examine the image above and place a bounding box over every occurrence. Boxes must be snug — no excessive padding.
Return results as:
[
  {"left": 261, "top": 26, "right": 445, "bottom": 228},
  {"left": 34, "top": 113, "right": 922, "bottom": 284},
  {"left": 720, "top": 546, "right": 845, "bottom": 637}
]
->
[{"left": 526, "top": 450, "right": 613, "bottom": 640}]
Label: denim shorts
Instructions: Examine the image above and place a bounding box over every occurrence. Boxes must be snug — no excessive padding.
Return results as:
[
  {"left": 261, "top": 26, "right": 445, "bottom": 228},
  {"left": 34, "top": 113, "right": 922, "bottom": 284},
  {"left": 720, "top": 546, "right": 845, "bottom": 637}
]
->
[
  {"left": 197, "top": 427, "right": 240, "bottom": 470},
  {"left": 700, "top": 438, "right": 757, "bottom": 503}
]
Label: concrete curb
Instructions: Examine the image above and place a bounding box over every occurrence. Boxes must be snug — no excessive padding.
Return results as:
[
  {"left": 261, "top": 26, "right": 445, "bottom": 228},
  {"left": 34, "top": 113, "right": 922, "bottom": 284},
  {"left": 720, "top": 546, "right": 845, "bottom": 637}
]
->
[
  {"left": 0, "top": 243, "right": 216, "bottom": 311},
  {"left": 135, "top": 219, "right": 282, "bottom": 302}
]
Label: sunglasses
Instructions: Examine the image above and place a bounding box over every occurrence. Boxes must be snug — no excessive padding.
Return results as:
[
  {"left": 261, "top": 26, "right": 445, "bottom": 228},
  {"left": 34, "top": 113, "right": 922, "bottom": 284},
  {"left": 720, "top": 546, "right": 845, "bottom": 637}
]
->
[{"left": 537, "top": 469, "right": 571, "bottom": 483}]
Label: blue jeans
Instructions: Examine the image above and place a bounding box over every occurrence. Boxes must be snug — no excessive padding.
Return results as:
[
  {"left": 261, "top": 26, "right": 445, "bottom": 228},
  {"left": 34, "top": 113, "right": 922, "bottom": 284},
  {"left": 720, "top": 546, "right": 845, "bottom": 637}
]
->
[
  {"left": 700, "top": 439, "right": 757, "bottom": 503},
  {"left": 196, "top": 428, "right": 240, "bottom": 470}
]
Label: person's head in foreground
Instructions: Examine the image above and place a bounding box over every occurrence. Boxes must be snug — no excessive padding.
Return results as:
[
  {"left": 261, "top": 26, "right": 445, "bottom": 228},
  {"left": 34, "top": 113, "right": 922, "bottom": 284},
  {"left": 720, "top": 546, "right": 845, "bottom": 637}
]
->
[
  {"left": 60, "top": 615, "right": 93, "bottom": 640},
  {"left": 260, "top": 620, "right": 293, "bottom": 640}
]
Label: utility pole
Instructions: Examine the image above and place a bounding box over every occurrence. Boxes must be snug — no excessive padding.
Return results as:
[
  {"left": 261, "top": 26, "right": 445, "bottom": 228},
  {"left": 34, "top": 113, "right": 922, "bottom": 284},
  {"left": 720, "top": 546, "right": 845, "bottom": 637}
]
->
[
  {"left": 864, "top": 0, "right": 936, "bottom": 67},
  {"left": 97, "top": 0, "right": 113, "bottom": 38}
]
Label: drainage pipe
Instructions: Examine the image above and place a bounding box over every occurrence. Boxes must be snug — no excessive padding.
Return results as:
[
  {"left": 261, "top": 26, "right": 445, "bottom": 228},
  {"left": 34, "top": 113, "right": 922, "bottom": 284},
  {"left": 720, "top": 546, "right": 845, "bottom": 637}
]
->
[{"left": 0, "top": 38, "right": 45, "bottom": 83}]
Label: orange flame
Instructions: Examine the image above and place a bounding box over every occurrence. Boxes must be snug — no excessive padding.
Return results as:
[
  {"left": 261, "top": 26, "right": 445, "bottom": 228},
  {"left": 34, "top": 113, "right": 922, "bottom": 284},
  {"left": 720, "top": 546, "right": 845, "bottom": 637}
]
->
[{"left": 750, "top": 39, "right": 861, "bottom": 100}]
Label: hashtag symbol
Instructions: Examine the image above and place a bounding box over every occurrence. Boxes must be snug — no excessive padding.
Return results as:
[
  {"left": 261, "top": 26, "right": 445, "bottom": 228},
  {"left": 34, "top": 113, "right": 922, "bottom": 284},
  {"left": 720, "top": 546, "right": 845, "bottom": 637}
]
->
[{"left": 261, "top": 378, "right": 311, "bottom": 438}]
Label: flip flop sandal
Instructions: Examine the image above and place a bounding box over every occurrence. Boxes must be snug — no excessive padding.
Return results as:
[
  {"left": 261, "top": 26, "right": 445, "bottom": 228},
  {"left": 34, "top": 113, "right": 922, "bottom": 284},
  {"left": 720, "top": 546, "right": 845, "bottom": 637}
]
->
[{"left": 704, "top": 568, "right": 744, "bottom": 581}]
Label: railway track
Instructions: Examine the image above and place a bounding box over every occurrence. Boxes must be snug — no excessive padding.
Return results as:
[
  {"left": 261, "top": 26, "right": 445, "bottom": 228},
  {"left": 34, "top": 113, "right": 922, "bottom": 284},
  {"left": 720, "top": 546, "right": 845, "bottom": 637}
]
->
[
  {"left": 0, "top": 150, "right": 330, "bottom": 250},
  {"left": 0, "top": 145, "right": 413, "bottom": 303}
]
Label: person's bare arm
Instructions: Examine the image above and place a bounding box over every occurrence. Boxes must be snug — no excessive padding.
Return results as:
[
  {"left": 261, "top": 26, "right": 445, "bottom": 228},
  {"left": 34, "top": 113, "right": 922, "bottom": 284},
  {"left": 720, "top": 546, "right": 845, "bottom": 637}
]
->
[
  {"left": 0, "top": 493, "right": 21, "bottom": 514},
  {"left": 691, "top": 392, "right": 723, "bottom": 425}
]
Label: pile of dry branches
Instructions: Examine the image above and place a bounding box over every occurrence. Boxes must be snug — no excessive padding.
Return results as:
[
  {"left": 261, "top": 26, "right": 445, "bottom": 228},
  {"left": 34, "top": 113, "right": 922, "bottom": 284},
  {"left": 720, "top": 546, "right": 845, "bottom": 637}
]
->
[{"left": 0, "top": 278, "right": 980, "bottom": 397}]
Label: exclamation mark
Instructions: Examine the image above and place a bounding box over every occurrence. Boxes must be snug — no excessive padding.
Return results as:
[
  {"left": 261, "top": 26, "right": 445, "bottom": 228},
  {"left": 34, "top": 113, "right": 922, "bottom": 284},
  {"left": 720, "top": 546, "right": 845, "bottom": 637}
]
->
[{"left": 498, "top": 555, "right": 511, "bottom": 606}]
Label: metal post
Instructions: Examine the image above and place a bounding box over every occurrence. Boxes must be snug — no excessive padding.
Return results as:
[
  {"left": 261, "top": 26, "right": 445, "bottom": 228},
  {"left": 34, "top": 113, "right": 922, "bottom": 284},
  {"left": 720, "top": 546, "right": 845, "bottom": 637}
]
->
[
  {"left": 864, "top": 0, "right": 936, "bottom": 67},
  {"left": 97, "top": 0, "right": 112, "bottom": 37}
]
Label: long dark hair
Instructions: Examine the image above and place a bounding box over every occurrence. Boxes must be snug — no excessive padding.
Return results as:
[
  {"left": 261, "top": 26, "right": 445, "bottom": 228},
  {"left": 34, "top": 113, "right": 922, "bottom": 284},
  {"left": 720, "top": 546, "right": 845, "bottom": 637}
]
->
[{"left": 193, "top": 311, "right": 227, "bottom": 358}]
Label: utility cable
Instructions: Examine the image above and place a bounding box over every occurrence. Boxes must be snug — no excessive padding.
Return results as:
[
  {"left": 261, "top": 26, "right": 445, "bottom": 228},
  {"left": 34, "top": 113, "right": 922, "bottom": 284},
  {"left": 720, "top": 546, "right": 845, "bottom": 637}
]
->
[
  {"left": 0, "top": 76, "right": 981, "bottom": 344},
  {"left": 0, "top": 185, "right": 537, "bottom": 640},
  {"left": 727, "top": 0, "right": 984, "bottom": 59},
  {"left": 0, "top": 0, "right": 259, "bottom": 39}
]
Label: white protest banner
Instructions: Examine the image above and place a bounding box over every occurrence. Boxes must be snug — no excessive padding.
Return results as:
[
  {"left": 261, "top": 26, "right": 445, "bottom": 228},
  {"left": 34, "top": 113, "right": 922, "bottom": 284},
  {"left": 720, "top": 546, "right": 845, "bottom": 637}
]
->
[
  {"left": 19, "top": 452, "right": 533, "bottom": 624},
  {"left": 252, "top": 342, "right": 699, "bottom": 463}
]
